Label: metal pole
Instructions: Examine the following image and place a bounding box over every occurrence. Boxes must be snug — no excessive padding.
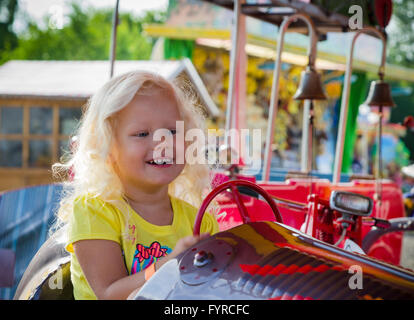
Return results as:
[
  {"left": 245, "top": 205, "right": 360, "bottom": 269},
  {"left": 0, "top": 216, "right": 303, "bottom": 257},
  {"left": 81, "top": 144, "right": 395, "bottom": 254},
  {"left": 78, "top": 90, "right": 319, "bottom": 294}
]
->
[
  {"left": 308, "top": 101, "right": 314, "bottom": 174},
  {"left": 376, "top": 105, "right": 383, "bottom": 213},
  {"left": 263, "top": 13, "right": 317, "bottom": 182},
  {"left": 301, "top": 100, "right": 311, "bottom": 172},
  {"left": 225, "top": 0, "right": 241, "bottom": 134},
  {"left": 332, "top": 27, "right": 386, "bottom": 184},
  {"left": 109, "top": 0, "right": 120, "bottom": 79}
]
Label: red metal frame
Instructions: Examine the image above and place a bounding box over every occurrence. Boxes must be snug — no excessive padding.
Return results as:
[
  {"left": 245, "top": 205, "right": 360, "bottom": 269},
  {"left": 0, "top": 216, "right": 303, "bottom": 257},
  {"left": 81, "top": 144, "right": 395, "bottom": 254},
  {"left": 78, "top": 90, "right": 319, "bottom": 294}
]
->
[
  {"left": 211, "top": 172, "right": 404, "bottom": 266},
  {"left": 302, "top": 194, "right": 364, "bottom": 246}
]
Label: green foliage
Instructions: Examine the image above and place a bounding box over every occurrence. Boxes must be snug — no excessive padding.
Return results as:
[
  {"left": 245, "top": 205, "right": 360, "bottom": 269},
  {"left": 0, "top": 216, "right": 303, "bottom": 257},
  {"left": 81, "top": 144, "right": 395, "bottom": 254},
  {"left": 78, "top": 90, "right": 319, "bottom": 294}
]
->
[
  {"left": 0, "top": 2, "right": 166, "bottom": 64},
  {"left": 388, "top": 0, "right": 414, "bottom": 67},
  {"left": 164, "top": 39, "right": 194, "bottom": 60},
  {"left": 386, "top": 0, "right": 414, "bottom": 161},
  {"left": 0, "top": 0, "right": 18, "bottom": 52}
]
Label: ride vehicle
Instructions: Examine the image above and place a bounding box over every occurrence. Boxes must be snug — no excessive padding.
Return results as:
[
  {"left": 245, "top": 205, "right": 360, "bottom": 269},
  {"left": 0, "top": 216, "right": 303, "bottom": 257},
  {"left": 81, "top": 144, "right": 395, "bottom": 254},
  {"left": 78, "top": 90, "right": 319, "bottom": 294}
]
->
[
  {"left": 13, "top": 179, "right": 414, "bottom": 300},
  {"left": 12, "top": 0, "right": 414, "bottom": 300}
]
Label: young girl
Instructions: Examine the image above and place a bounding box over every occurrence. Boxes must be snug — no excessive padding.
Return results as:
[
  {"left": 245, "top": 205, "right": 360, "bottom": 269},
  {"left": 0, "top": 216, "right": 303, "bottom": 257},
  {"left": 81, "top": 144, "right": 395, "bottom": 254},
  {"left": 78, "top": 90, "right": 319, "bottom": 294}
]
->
[{"left": 53, "top": 71, "right": 219, "bottom": 300}]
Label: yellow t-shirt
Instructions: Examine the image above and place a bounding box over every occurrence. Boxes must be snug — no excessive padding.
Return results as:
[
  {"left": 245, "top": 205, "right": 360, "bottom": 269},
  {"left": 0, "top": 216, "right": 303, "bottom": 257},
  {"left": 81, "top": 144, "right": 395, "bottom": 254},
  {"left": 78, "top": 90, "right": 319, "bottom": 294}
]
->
[{"left": 65, "top": 195, "right": 219, "bottom": 300}]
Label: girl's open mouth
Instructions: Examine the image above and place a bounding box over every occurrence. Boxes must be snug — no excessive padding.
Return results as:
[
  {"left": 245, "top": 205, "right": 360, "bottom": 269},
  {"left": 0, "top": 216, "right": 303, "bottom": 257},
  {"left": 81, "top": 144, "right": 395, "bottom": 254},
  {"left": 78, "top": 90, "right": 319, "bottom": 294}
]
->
[{"left": 146, "top": 158, "right": 174, "bottom": 167}]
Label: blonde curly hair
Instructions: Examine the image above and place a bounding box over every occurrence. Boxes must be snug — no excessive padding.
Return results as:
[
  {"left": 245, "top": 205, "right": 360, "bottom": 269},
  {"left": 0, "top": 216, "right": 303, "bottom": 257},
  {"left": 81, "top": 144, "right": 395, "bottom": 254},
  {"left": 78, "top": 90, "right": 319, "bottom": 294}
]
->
[{"left": 51, "top": 70, "right": 213, "bottom": 233}]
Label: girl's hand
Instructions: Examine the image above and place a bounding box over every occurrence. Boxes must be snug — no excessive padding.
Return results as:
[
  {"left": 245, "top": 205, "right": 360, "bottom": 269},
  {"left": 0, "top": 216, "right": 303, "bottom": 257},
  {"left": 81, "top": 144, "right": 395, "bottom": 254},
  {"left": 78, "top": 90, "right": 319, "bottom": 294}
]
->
[{"left": 169, "top": 232, "right": 210, "bottom": 259}]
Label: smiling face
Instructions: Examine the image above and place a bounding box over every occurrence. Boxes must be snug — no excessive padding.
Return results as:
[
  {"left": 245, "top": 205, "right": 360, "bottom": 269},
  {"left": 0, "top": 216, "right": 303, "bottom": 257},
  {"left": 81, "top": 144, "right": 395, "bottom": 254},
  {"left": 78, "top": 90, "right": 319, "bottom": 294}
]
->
[{"left": 109, "top": 86, "right": 185, "bottom": 194}]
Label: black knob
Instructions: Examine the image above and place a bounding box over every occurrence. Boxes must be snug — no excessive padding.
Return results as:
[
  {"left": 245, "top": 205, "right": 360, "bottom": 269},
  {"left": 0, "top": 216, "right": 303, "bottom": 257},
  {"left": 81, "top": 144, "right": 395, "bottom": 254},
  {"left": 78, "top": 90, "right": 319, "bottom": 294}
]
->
[{"left": 193, "top": 250, "right": 213, "bottom": 267}]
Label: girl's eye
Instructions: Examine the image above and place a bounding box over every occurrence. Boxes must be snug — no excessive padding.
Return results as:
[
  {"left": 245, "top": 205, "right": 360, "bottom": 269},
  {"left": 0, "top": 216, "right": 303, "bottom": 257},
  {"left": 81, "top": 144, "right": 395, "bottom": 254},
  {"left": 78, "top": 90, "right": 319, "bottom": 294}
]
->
[
  {"left": 170, "top": 129, "right": 177, "bottom": 135},
  {"left": 135, "top": 132, "right": 149, "bottom": 137}
]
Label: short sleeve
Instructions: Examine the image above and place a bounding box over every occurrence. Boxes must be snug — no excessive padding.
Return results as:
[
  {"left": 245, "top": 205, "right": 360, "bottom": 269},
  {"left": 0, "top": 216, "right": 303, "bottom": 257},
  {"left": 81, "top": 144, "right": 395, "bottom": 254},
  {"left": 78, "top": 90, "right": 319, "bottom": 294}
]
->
[
  {"left": 171, "top": 197, "right": 220, "bottom": 236},
  {"left": 200, "top": 211, "right": 220, "bottom": 235},
  {"left": 65, "top": 196, "right": 122, "bottom": 253}
]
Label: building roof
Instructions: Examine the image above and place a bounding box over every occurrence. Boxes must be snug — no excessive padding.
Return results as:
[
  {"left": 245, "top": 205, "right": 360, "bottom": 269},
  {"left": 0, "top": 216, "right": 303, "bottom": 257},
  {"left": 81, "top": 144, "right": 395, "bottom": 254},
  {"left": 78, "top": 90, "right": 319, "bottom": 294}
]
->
[{"left": 0, "top": 59, "right": 220, "bottom": 117}]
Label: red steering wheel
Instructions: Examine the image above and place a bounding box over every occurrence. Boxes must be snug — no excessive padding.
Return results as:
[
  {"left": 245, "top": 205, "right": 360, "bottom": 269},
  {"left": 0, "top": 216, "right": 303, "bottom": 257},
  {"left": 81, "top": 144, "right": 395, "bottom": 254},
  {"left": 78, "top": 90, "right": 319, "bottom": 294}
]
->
[{"left": 193, "top": 179, "right": 283, "bottom": 235}]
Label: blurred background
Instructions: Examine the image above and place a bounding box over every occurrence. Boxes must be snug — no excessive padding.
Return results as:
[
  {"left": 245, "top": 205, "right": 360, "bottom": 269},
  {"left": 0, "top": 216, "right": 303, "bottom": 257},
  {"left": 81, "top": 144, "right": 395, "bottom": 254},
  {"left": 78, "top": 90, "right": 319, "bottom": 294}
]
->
[{"left": 0, "top": 0, "right": 413, "bottom": 192}]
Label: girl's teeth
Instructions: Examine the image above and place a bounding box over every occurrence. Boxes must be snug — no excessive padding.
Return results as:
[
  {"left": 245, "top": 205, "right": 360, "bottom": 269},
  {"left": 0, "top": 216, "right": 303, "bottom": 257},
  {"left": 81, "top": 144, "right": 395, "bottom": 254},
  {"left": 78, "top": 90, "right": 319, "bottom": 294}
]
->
[{"left": 148, "top": 159, "right": 172, "bottom": 165}]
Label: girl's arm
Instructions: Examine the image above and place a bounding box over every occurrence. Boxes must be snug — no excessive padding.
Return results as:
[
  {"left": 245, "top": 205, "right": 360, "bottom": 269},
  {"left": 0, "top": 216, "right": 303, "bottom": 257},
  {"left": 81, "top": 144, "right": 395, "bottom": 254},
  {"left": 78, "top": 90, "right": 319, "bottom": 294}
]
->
[
  {"left": 73, "top": 233, "right": 210, "bottom": 300},
  {"left": 73, "top": 239, "right": 149, "bottom": 300}
]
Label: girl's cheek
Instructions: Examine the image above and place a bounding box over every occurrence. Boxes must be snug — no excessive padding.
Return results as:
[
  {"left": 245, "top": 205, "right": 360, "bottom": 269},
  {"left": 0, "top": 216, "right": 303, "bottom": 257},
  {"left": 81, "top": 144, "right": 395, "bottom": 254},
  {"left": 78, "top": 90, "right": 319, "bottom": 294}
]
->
[
  {"left": 132, "top": 138, "right": 150, "bottom": 153},
  {"left": 107, "top": 145, "right": 119, "bottom": 166}
]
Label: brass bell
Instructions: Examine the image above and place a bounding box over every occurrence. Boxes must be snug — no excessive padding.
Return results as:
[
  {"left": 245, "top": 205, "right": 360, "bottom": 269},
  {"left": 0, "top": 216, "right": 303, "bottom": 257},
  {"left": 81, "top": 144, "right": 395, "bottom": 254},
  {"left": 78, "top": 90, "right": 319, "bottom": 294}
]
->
[
  {"left": 293, "top": 66, "right": 327, "bottom": 101},
  {"left": 364, "top": 80, "right": 395, "bottom": 107}
]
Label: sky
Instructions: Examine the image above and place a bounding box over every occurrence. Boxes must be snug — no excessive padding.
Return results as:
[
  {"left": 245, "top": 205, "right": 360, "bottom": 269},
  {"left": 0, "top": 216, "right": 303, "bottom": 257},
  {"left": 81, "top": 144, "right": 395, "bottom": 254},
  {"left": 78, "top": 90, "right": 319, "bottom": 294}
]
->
[{"left": 14, "top": 0, "right": 168, "bottom": 31}]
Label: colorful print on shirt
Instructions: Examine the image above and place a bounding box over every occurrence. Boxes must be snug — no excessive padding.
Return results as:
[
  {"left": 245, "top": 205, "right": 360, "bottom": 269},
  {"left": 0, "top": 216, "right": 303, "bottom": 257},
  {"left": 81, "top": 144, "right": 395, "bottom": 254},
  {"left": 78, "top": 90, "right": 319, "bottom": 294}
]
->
[{"left": 131, "top": 241, "right": 172, "bottom": 274}]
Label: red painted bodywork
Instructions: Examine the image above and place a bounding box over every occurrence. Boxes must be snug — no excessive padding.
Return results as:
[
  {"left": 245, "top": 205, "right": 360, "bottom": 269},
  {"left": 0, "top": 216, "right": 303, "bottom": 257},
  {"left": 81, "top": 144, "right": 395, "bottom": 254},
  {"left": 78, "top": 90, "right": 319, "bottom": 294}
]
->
[{"left": 213, "top": 172, "right": 405, "bottom": 266}]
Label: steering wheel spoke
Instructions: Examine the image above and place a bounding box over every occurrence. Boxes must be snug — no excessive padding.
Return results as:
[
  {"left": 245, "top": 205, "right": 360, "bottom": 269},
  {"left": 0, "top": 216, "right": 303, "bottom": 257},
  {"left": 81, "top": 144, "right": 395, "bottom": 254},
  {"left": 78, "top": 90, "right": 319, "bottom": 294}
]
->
[{"left": 229, "top": 184, "right": 251, "bottom": 224}]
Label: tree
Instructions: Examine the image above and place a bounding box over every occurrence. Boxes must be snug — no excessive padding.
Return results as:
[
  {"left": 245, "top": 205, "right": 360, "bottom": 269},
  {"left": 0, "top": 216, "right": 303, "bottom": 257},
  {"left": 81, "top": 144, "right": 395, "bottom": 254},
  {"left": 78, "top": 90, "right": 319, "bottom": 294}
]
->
[
  {"left": 385, "top": 0, "right": 414, "bottom": 161},
  {"left": 387, "top": 0, "right": 414, "bottom": 66},
  {"left": 0, "top": 0, "right": 18, "bottom": 59},
  {"left": 1, "top": 2, "right": 166, "bottom": 64}
]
